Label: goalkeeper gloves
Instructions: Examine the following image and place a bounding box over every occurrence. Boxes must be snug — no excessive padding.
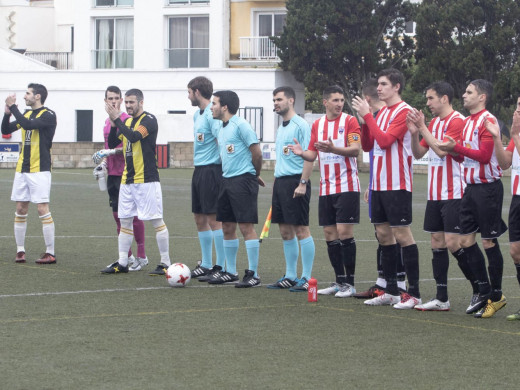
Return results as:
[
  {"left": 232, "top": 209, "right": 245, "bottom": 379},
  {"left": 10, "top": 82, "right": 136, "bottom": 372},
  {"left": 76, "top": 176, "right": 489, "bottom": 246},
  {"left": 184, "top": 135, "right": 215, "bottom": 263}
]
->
[{"left": 92, "top": 149, "right": 116, "bottom": 164}]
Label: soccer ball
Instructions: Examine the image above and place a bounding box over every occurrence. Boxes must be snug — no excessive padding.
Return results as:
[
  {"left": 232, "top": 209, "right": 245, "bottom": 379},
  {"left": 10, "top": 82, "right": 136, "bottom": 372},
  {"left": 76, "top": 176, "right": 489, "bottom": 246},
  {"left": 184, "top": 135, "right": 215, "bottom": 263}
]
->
[{"left": 166, "top": 263, "right": 191, "bottom": 287}]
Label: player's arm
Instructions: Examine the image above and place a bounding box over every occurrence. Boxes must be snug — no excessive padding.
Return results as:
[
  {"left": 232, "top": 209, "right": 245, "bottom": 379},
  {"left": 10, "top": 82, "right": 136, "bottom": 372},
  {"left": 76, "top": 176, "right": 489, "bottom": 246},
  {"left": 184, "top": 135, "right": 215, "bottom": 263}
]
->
[
  {"left": 363, "top": 110, "right": 408, "bottom": 149},
  {"left": 450, "top": 137, "right": 494, "bottom": 164},
  {"left": 249, "top": 143, "right": 265, "bottom": 187},
  {"left": 289, "top": 121, "right": 318, "bottom": 161},
  {"left": 8, "top": 104, "right": 56, "bottom": 130},
  {"left": 315, "top": 117, "right": 361, "bottom": 157},
  {"left": 1, "top": 112, "right": 18, "bottom": 135},
  {"left": 360, "top": 123, "right": 374, "bottom": 152},
  {"left": 294, "top": 160, "right": 313, "bottom": 198},
  {"left": 406, "top": 109, "right": 428, "bottom": 159},
  {"left": 108, "top": 125, "right": 122, "bottom": 149},
  {"left": 484, "top": 116, "right": 513, "bottom": 169},
  {"left": 112, "top": 117, "right": 147, "bottom": 143}
]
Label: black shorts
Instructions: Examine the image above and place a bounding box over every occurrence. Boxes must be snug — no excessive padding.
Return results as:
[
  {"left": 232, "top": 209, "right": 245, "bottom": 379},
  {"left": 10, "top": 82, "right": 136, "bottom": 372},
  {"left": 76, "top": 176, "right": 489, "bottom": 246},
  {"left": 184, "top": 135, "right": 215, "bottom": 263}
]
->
[
  {"left": 460, "top": 180, "right": 507, "bottom": 239},
  {"left": 216, "top": 173, "right": 259, "bottom": 224},
  {"left": 192, "top": 164, "right": 222, "bottom": 214},
  {"left": 318, "top": 192, "right": 359, "bottom": 226},
  {"left": 423, "top": 199, "right": 462, "bottom": 234},
  {"left": 509, "top": 195, "right": 520, "bottom": 243},
  {"left": 371, "top": 190, "right": 412, "bottom": 227},
  {"left": 271, "top": 175, "right": 311, "bottom": 226},
  {"left": 107, "top": 175, "right": 122, "bottom": 213}
]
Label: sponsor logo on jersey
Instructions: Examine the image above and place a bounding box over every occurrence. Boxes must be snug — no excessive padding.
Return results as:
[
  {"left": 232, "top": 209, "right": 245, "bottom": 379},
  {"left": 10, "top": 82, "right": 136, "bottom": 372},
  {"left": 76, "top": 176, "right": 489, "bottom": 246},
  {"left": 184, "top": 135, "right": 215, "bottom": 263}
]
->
[
  {"left": 24, "top": 130, "right": 32, "bottom": 145},
  {"left": 125, "top": 141, "right": 133, "bottom": 157},
  {"left": 226, "top": 144, "right": 235, "bottom": 154}
]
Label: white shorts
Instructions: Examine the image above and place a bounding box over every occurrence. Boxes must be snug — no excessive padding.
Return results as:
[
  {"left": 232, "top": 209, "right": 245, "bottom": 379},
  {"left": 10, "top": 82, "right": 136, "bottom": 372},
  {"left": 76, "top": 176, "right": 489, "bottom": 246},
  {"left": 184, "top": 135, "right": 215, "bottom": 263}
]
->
[
  {"left": 118, "top": 182, "right": 163, "bottom": 220},
  {"left": 11, "top": 171, "right": 51, "bottom": 203}
]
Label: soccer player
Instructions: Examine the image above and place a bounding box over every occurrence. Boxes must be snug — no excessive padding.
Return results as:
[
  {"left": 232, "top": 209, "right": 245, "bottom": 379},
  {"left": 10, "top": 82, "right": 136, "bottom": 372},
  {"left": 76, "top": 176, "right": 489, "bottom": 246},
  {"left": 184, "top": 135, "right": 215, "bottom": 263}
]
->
[
  {"left": 407, "top": 81, "right": 476, "bottom": 311},
  {"left": 101, "top": 89, "right": 172, "bottom": 275},
  {"left": 92, "top": 86, "right": 148, "bottom": 271},
  {"left": 437, "top": 79, "right": 507, "bottom": 318},
  {"left": 352, "top": 68, "right": 422, "bottom": 309},
  {"left": 185, "top": 76, "right": 226, "bottom": 281},
  {"left": 290, "top": 85, "right": 361, "bottom": 298},
  {"left": 266, "top": 86, "right": 315, "bottom": 292},
  {"left": 480, "top": 95, "right": 520, "bottom": 320},
  {"left": 209, "top": 90, "right": 264, "bottom": 287},
  {"left": 2, "top": 84, "right": 57, "bottom": 264}
]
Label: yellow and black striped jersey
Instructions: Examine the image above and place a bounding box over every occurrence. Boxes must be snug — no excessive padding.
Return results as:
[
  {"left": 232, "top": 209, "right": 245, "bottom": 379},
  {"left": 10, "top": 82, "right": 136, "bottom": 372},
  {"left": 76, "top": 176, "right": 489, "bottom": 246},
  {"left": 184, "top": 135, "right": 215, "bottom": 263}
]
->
[
  {"left": 108, "top": 111, "right": 159, "bottom": 184},
  {"left": 1, "top": 105, "right": 57, "bottom": 173}
]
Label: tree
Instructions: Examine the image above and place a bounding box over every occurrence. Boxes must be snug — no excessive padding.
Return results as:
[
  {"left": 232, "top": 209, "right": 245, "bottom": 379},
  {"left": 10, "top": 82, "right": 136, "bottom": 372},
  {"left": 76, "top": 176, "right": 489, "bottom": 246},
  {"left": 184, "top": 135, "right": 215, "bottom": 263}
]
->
[
  {"left": 272, "top": 0, "right": 416, "bottom": 112},
  {"left": 412, "top": 0, "right": 520, "bottom": 118}
]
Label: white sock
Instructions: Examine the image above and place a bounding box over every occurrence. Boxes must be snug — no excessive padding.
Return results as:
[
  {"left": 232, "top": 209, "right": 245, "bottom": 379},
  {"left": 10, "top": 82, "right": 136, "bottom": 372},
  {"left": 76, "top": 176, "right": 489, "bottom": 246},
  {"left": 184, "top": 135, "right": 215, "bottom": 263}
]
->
[
  {"left": 118, "top": 217, "right": 134, "bottom": 266},
  {"left": 397, "top": 280, "right": 407, "bottom": 291},
  {"left": 14, "top": 213, "right": 27, "bottom": 252},
  {"left": 152, "top": 218, "right": 170, "bottom": 266},
  {"left": 376, "top": 278, "right": 387, "bottom": 288},
  {"left": 39, "top": 213, "right": 55, "bottom": 255}
]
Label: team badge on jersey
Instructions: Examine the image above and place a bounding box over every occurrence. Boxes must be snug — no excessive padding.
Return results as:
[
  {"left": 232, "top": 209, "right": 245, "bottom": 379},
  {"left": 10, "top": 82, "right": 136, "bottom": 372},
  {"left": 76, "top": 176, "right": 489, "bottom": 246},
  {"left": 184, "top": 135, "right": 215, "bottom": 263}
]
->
[
  {"left": 196, "top": 133, "right": 204, "bottom": 142},
  {"left": 226, "top": 144, "right": 235, "bottom": 154},
  {"left": 283, "top": 145, "right": 290, "bottom": 156},
  {"left": 338, "top": 126, "right": 344, "bottom": 135}
]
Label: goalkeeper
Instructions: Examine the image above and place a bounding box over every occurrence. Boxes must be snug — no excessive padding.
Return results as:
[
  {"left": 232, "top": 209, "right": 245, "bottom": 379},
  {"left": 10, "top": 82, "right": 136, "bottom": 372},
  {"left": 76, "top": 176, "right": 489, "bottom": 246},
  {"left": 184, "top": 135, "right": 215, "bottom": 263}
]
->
[{"left": 93, "top": 86, "right": 148, "bottom": 271}]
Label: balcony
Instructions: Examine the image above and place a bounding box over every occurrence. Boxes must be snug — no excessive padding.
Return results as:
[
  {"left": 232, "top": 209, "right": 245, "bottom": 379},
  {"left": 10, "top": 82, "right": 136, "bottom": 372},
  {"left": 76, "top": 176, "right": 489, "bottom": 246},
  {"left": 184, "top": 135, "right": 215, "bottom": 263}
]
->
[
  {"left": 24, "top": 52, "right": 74, "bottom": 70},
  {"left": 227, "top": 36, "right": 281, "bottom": 68}
]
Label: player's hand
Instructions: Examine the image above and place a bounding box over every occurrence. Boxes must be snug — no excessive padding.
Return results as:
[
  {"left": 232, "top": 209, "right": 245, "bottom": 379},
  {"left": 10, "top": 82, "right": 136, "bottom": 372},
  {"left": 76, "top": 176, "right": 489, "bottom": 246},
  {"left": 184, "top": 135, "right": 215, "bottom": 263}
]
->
[
  {"left": 511, "top": 110, "right": 520, "bottom": 138},
  {"left": 92, "top": 149, "right": 115, "bottom": 164},
  {"left": 483, "top": 117, "right": 500, "bottom": 139},
  {"left": 287, "top": 138, "right": 303, "bottom": 156},
  {"left": 4, "top": 104, "right": 11, "bottom": 115},
  {"left": 257, "top": 176, "right": 265, "bottom": 187},
  {"left": 105, "top": 101, "right": 120, "bottom": 121},
  {"left": 406, "top": 109, "right": 424, "bottom": 136},
  {"left": 5, "top": 94, "right": 16, "bottom": 108},
  {"left": 438, "top": 135, "right": 456, "bottom": 152},
  {"left": 93, "top": 161, "right": 107, "bottom": 179},
  {"left": 315, "top": 137, "right": 335, "bottom": 153},
  {"left": 352, "top": 96, "right": 370, "bottom": 118},
  {"left": 363, "top": 188, "right": 369, "bottom": 203},
  {"left": 293, "top": 183, "right": 306, "bottom": 198}
]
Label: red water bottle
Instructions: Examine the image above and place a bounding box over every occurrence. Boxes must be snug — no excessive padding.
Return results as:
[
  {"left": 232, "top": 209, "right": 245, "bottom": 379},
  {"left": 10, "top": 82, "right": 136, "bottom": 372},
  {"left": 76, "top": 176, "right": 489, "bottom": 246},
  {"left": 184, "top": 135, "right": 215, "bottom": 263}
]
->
[{"left": 308, "top": 277, "right": 317, "bottom": 302}]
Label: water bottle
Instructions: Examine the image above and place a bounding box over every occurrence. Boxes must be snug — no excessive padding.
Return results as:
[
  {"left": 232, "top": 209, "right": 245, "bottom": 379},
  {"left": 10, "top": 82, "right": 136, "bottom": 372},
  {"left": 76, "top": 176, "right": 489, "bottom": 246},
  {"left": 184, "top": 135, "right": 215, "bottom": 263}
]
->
[
  {"left": 97, "top": 170, "right": 107, "bottom": 191},
  {"left": 308, "top": 277, "right": 317, "bottom": 302}
]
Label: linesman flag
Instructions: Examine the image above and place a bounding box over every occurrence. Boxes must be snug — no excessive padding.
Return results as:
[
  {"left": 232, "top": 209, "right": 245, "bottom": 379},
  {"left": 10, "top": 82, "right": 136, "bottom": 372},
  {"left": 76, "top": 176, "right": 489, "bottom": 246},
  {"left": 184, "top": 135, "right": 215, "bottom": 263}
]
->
[{"left": 259, "top": 207, "right": 272, "bottom": 243}]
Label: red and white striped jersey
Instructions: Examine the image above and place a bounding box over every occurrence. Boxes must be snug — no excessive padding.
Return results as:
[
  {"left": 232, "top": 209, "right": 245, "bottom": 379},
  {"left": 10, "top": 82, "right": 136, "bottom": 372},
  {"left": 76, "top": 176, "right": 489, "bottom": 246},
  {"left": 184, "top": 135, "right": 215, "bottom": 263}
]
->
[
  {"left": 419, "top": 111, "right": 466, "bottom": 200},
  {"left": 506, "top": 140, "right": 520, "bottom": 195},
  {"left": 371, "top": 102, "right": 413, "bottom": 192},
  {"left": 308, "top": 112, "right": 361, "bottom": 196},
  {"left": 460, "top": 110, "right": 502, "bottom": 184}
]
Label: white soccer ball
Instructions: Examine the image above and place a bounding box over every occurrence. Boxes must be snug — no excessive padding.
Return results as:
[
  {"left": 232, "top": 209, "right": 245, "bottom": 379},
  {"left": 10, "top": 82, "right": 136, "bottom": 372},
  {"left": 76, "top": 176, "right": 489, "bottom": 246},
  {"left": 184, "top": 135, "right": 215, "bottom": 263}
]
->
[{"left": 166, "top": 263, "right": 191, "bottom": 287}]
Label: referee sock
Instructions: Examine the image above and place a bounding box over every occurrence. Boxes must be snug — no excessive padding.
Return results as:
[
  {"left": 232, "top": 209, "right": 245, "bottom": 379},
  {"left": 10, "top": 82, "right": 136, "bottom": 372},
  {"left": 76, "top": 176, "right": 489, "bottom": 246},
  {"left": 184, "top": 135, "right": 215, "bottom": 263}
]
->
[
  {"left": 402, "top": 244, "right": 420, "bottom": 298},
  {"left": 380, "top": 243, "right": 399, "bottom": 296},
  {"left": 452, "top": 248, "right": 479, "bottom": 294},
  {"left": 198, "top": 230, "right": 213, "bottom": 269},
  {"left": 299, "top": 236, "right": 315, "bottom": 280},
  {"left": 118, "top": 217, "right": 134, "bottom": 267},
  {"left": 245, "top": 239, "right": 260, "bottom": 277},
  {"left": 212, "top": 229, "right": 226, "bottom": 269},
  {"left": 152, "top": 219, "right": 171, "bottom": 266},
  {"left": 340, "top": 238, "right": 356, "bottom": 286},
  {"left": 326, "top": 240, "right": 346, "bottom": 284},
  {"left": 223, "top": 239, "right": 239, "bottom": 275},
  {"left": 465, "top": 243, "right": 491, "bottom": 295},
  {"left": 283, "top": 237, "right": 299, "bottom": 281},
  {"left": 14, "top": 213, "right": 27, "bottom": 252},
  {"left": 485, "top": 240, "right": 504, "bottom": 301},
  {"left": 432, "top": 248, "right": 449, "bottom": 302},
  {"left": 39, "top": 212, "right": 55, "bottom": 255}
]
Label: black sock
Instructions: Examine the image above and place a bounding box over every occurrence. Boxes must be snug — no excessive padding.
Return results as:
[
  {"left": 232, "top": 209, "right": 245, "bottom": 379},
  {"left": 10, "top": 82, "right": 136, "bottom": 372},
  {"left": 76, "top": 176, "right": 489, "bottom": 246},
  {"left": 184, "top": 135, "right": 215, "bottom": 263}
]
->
[
  {"left": 516, "top": 263, "right": 520, "bottom": 286},
  {"left": 485, "top": 240, "right": 504, "bottom": 301},
  {"left": 396, "top": 243, "right": 406, "bottom": 283},
  {"left": 380, "top": 244, "right": 398, "bottom": 295},
  {"left": 432, "top": 248, "right": 449, "bottom": 302},
  {"left": 452, "top": 248, "right": 479, "bottom": 294},
  {"left": 326, "top": 240, "right": 346, "bottom": 284},
  {"left": 465, "top": 243, "right": 491, "bottom": 295},
  {"left": 402, "top": 244, "right": 420, "bottom": 298},
  {"left": 340, "top": 238, "right": 356, "bottom": 286},
  {"left": 377, "top": 244, "right": 384, "bottom": 280}
]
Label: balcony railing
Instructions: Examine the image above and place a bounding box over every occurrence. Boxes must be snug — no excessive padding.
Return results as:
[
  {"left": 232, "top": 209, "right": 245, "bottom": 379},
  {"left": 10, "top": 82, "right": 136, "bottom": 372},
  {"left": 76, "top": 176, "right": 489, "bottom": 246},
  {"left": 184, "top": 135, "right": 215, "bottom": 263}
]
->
[
  {"left": 239, "top": 36, "right": 280, "bottom": 60},
  {"left": 238, "top": 107, "right": 263, "bottom": 141},
  {"left": 24, "top": 52, "right": 74, "bottom": 69}
]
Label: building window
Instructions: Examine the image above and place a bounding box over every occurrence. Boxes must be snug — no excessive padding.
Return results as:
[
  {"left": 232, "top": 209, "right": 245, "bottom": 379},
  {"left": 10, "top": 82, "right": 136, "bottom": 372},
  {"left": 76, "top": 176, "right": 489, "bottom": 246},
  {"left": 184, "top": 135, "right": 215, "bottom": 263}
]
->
[
  {"left": 258, "top": 13, "right": 286, "bottom": 36},
  {"left": 95, "top": 18, "right": 134, "bottom": 69},
  {"left": 167, "top": 0, "right": 209, "bottom": 4},
  {"left": 76, "top": 110, "right": 93, "bottom": 142},
  {"left": 168, "top": 16, "right": 209, "bottom": 68},
  {"left": 95, "top": 0, "right": 133, "bottom": 6}
]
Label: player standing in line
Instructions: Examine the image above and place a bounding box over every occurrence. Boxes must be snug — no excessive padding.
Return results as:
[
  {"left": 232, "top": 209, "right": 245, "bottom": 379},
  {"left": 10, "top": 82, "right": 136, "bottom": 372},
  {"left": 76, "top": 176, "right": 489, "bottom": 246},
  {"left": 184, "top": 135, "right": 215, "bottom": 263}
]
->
[
  {"left": 209, "top": 90, "right": 264, "bottom": 287},
  {"left": 185, "top": 76, "right": 227, "bottom": 282},
  {"left": 290, "top": 85, "right": 361, "bottom": 298},
  {"left": 352, "top": 68, "right": 422, "bottom": 309},
  {"left": 92, "top": 86, "right": 148, "bottom": 271},
  {"left": 438, "top": 79, "right": 507, "bottom": 318},
  {"left": 266, "top": 86, "right": 315, "bottom": 292},
  {"left": 480, "top": 95, "right": 520, "bottom": 320},
  {"left": 2, "top": 84, "right": 57, "bottom": 264},
  {"left": 101, "top": 89, "right": 172, "bottom": 275},
  {"left": 353, "top": 79, "right": 408, "bottom": 299},
  {"left": 407, "top": 81, "right": 478, "bottom": 311}
]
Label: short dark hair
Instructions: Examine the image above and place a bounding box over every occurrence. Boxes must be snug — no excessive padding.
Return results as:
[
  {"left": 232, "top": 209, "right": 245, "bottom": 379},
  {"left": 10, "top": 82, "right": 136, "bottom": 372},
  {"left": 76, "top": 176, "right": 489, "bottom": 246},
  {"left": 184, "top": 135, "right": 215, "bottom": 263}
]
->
[
  {"left": 469, "top": 79, "right": 493, "bottom": 106},
  {"left": 125, "top": 88, "right": 144, "bottom": 102},
  {"left": 377, "top": 68, "right": 405, "bottom": 94},
  {"left": 425, "top": 81, "right": 454, "bottom": 103},
  {"left": 273, "top": 86, "right": 296, "bottom": 102},
  {"left": 28, "top": 83, "right": 48, "bottom": 104},
  {"left": 188, "top": 76, "right": 213, "bottom": 100},
  {"left": 105, "top": 85, "right": 122, "bottom": 99},
  {"left": 213, "top": 90, "right": 240, "bottom": 115},
  {"left": 323, "top": 85, "right": 344, "bottom": 100},
  {"left": 361, "top": 78, "right": 379, "bottom": 101}
]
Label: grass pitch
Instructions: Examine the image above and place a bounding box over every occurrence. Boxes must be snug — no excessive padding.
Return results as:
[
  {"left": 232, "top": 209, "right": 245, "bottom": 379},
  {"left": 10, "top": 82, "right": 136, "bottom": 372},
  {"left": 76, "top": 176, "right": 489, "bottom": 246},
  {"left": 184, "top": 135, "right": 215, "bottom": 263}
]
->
[{"left": 0, "top": 168, "right": 518, "bottom": 389}]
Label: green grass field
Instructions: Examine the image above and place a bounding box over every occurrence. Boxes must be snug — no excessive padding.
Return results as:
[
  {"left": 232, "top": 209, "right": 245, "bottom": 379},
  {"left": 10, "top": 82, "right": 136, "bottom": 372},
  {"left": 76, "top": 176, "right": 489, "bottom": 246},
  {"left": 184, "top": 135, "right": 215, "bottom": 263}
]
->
[{"left": 0, "top": 168, "right": 518, "bottom": 389}]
